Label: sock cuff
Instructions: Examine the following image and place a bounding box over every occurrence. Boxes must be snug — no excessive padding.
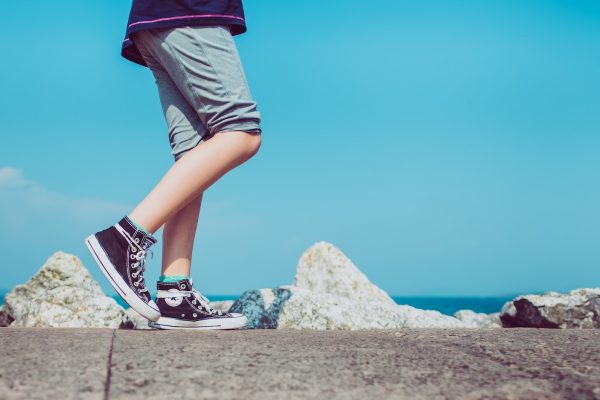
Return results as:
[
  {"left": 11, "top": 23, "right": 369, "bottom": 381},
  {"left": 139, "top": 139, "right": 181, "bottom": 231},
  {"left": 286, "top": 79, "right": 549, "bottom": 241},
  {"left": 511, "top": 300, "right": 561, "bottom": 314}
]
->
[{"left": 159, "top": 275, "right": 190, "bottom": 283}]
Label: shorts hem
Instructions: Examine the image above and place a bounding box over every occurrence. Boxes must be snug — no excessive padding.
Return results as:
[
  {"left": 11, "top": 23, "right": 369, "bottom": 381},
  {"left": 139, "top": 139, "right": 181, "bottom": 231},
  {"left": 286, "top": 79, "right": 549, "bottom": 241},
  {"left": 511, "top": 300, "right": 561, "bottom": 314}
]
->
[{"left": 212, "top": 124, "right": 262, "bottom": 135}]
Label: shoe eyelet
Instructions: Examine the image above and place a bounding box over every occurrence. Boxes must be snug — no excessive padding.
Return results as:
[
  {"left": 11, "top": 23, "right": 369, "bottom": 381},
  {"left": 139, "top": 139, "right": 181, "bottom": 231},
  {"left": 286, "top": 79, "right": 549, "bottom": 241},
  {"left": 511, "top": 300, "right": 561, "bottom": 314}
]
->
[
  {"left": 134, "top": 282, "right": 138, "bottom": 287},
  {"left": 134, "top": 238, "right": 140, "bottom": 242},
  {"left": 181, "top": 314, "right": 185, "bottom": 317},
  {"left": 179, "top": 284, "right": 186, "bottom": 290},
  {"left": 193, "top": 313, "right": 197, "bottom": 318}
]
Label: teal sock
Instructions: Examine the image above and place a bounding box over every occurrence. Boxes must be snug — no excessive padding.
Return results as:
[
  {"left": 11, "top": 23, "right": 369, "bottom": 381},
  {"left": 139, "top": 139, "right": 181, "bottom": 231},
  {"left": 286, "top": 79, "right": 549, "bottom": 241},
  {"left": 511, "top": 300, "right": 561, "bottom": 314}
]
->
[
  {"left": 127, "top": 215, "right": 151, "bottom": 236},
  {"left": 159, "top": 275, "right": 190, "bottom": 283}
]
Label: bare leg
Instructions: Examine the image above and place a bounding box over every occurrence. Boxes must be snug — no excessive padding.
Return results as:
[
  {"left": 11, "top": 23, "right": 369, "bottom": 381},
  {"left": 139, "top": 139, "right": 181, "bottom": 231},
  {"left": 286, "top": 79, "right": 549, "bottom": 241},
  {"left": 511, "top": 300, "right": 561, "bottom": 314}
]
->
[
  {"left": 128, "top": 130, "right": 261, "bottom": 234},
  {"left": 161, "top": 192, "right": 203, "bottom": 277}
]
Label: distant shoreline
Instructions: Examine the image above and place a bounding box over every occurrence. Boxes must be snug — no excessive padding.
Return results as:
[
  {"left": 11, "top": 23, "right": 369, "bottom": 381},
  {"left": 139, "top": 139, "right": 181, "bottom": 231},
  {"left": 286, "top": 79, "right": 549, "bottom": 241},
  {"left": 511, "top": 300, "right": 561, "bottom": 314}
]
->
[{"left": 0, "top": 291, "right": 515, "bottom": 316}]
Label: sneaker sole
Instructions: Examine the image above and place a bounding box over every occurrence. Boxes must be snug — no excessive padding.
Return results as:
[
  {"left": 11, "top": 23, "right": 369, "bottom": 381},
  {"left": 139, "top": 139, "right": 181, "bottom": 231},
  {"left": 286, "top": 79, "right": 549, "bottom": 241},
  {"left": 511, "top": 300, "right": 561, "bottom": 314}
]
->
[
  {"left": 149, "top": 315, "right": 248, "bottom": 330},
  {"left": 84, "top": 234, "right": 161, "bottom": 322}
]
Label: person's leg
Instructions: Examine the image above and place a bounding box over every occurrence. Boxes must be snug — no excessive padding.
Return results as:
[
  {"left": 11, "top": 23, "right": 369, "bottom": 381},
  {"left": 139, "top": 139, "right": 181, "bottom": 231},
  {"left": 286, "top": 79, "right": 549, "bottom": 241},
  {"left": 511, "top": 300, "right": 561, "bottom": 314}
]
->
[
  {"left": 125, "top": 31, "right": 204, "bottom": 282},
  {"left": 161, "top": 192, "right": 202, "bottom": 277},
  {"left": 128, "top": 25, "right": 262, "bottom": 235},
  {"left": 124, "top": 48, "right": 259, "bottom": 277},
  {"left": 127, "top": 37, "right": 210, "bottom": 281}
]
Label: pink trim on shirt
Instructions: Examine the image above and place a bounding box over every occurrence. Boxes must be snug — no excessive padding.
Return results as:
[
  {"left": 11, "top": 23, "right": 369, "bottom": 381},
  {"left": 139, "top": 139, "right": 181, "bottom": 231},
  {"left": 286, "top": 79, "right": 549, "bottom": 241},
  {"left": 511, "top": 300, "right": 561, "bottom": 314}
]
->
[{"left": 128, "top": 13, "right": 245, "bottom": 28}]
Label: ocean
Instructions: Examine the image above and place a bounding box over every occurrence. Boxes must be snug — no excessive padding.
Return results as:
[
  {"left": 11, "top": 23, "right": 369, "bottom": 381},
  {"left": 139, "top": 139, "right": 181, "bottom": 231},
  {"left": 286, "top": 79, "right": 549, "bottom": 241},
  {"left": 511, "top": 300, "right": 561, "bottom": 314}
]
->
[{"left": 0, "top": 292, "right": 513, "bottom": 316}]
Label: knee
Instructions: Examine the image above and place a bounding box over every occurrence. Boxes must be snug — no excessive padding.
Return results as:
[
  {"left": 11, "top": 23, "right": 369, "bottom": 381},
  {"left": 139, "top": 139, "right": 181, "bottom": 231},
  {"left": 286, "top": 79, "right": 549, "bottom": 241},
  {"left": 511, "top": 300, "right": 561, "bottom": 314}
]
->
[
  {"left": 230, "top": 129, "right": 261, "bottom": 160},
  {"left": 214, "top": 129, "right": 262, "bottom": 160},
  {"left": 243, "top": 131, "right": 261, "bottom": 159}
]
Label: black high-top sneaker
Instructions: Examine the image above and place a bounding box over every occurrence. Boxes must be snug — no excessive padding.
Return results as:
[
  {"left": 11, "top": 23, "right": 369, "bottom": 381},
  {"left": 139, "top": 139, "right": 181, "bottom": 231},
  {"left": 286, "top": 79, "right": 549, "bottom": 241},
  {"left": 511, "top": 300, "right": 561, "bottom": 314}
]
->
[
  {"left": 84, "top": 215, "right": 161, "bottom": 321},
  {"left": 149, "top": 278, "right": 247, "bottom": 330}
]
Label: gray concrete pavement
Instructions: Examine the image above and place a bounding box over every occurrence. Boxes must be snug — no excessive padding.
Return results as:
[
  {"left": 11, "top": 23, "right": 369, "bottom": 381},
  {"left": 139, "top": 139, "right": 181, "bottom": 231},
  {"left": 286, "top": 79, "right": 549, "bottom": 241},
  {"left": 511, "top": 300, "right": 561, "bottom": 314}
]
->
[
  {"left": 0, "top": 328, "right": 113, "bottom": 400},
  {"left": 1, "top": 328, "right": 600, "bottom": 399}
]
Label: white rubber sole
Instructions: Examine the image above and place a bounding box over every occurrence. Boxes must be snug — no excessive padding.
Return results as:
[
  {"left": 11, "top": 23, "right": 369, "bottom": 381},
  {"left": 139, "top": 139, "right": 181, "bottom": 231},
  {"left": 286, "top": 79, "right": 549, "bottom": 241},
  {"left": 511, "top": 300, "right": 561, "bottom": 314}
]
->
[
  {"left": 149, "top": 314, "right": 248, "bottom": 330},
  {"left": 84, "top": 234, "right": 161, "bottom": 322}
]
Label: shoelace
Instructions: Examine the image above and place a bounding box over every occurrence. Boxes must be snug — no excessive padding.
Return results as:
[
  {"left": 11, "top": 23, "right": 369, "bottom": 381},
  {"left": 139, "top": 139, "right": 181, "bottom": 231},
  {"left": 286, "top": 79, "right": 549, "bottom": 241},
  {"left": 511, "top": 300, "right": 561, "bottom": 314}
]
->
[
  {"left": 129, "top": 238, "right": 153, "bottom": 295},
  {"left": 187, "top": 277, "right": 223, "bottom": 315},
  {"left": 190, "top": 288, "right": 224, "bottom": 316}
]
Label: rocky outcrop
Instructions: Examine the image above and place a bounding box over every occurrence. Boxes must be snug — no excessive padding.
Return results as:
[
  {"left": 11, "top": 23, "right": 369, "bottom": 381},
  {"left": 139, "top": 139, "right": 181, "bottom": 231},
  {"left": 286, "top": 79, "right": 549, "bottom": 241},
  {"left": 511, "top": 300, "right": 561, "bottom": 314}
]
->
[
  {"left": 230, "top": 287, "right": 293, "bottom": 329},
  {"left": 231, "top": 241, "right": 495, "bottom": 329},
  {"left": 10, "top": 246, "right": 596, "bottom": 331},
  {"left": 0, "top": 306, "right": 14, "bottom": 327},
  {"left": 1, "top": 251, "right": 131, "bottom": 328},
  {"left": 454, "top": 310, "right": 502, "bottom": 328},
  {"left": 500, "top": 288, "right": 600, "bottom": 328},
  {"left": 292, "top": 242, "right": 395, "bottom": 306}
]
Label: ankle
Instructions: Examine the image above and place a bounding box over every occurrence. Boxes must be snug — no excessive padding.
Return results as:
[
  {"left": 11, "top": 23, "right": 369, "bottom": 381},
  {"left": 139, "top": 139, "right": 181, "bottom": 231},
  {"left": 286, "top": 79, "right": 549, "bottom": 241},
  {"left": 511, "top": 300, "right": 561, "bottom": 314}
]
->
[{"left": 126, "top": 214, "right": 152, "bottom": 236}]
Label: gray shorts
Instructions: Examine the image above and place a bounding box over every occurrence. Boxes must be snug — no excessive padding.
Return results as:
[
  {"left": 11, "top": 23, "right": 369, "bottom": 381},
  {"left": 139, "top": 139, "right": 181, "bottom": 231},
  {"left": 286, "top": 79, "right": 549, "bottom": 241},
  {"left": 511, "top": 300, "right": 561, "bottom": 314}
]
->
[{"left": 131, "top": 25, "right": 262, "bottom": 161}]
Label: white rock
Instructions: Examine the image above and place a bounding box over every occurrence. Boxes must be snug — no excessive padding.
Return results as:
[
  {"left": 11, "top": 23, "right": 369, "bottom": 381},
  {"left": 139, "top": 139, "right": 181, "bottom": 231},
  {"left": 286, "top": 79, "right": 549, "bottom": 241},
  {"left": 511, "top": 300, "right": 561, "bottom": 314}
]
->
[
  {"left": 500, "top": 288, "right": 600, "bottom": 328},
  {"left": 209, "top": 300, "right": 234, "bottom": 313},
  {"left": 293, "top": 242, "right": 396, "bottom": 306},
  {"left": 231, "top": 241, "right": 471, "bottom": 329},
  {"left": 3, "top": 251, "right": 129, "bottom": 328},
  {"left": 454, "top": 310, "right": 501, "bottom": 328},
  {"left": 280, "top": 289, "right": 466, "bottom": 329}
]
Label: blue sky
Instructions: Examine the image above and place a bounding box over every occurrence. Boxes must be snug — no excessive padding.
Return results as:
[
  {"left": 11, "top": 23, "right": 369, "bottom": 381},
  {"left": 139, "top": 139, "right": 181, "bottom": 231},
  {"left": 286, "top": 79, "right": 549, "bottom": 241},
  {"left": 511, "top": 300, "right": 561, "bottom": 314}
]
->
[{"left": 1, "top": 0, "right": 599, "bottom": 297}]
